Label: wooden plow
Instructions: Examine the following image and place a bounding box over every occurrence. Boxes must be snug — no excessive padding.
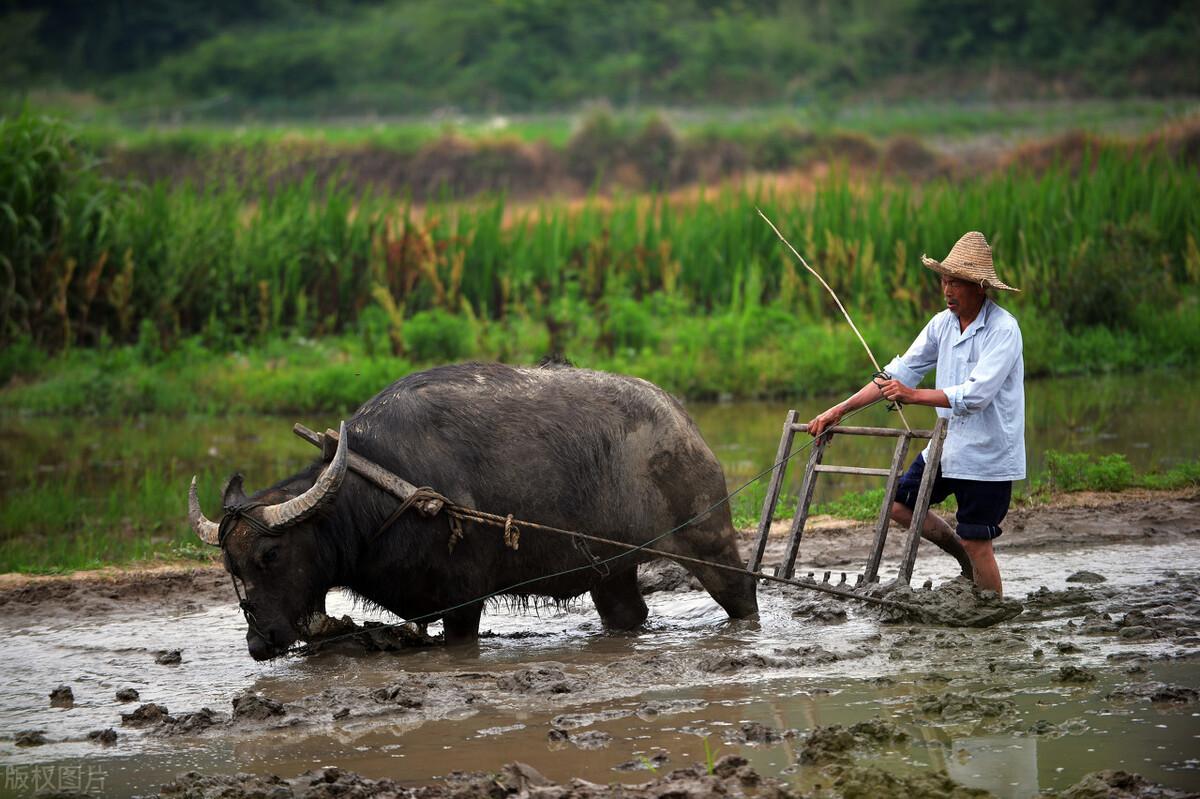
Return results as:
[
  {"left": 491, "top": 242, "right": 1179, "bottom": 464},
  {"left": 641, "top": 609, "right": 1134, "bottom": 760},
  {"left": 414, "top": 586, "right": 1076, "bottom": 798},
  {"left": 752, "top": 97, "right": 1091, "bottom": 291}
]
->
[{"left": 748, "top": 415, "right": 949, "bottom": 591}]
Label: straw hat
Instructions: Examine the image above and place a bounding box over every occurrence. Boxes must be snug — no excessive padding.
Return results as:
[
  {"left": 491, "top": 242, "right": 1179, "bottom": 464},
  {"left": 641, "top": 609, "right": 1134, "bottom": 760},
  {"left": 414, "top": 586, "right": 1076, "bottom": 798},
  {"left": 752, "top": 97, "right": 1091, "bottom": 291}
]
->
[{"left": 921, "top": 231, "right": 1019, "bottom": 292}]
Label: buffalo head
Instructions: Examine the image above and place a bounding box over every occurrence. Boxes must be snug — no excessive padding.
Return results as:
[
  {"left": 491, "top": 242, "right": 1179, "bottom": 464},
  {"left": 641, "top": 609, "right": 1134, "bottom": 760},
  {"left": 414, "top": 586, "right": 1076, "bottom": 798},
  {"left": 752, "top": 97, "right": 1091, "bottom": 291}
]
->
[{"left": 189, "top": 423, "right": 349, "bottom": 660}]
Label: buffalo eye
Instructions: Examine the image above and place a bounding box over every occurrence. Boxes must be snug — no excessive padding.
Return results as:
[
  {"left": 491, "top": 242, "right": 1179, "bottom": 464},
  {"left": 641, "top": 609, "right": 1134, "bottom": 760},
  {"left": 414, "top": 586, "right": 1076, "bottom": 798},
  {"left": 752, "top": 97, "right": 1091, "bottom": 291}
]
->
[{"left": 260, "top": 548, "right": 279, "bottom": 568}]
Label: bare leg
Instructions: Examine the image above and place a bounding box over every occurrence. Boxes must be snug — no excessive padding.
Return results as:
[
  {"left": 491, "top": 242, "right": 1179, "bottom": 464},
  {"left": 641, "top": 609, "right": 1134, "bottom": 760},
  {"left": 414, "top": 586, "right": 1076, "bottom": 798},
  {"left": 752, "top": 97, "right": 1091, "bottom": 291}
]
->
[
  {"left": 961, "top": 539, "right": 1002, "bottom": 597},
  {"left": 890, "top": 502, "right": 973, "bottom": 578}
]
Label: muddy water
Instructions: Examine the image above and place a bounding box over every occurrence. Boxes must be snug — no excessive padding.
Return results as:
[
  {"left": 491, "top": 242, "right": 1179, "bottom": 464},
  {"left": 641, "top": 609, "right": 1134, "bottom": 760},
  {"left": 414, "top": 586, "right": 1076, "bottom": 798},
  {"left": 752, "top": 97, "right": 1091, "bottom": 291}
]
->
[{"left": 2, "top": 540, "right": 1197, "bottom": 798}]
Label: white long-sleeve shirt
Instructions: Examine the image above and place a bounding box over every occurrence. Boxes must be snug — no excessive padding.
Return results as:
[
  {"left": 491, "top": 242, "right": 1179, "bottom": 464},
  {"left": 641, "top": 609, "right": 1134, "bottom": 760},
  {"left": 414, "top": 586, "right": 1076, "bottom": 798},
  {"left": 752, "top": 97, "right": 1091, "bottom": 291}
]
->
[{"left": 884, "top": 298, "right": 1026, "bottom": 481}]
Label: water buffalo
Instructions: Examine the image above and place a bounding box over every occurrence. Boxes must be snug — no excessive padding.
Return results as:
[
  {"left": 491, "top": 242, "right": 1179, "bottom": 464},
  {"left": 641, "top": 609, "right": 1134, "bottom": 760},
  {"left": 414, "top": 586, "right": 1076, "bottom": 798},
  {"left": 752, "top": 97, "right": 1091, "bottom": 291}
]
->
[{"left": 189, "top": 362, "right": 758, "bottom": 660}]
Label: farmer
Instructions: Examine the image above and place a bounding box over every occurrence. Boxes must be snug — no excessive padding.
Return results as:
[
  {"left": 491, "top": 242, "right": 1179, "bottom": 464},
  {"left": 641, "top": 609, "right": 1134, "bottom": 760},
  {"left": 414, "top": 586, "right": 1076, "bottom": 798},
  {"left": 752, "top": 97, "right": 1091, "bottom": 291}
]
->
[{"left": 807, "top": 232, "right": 1024, "bottom": 597}]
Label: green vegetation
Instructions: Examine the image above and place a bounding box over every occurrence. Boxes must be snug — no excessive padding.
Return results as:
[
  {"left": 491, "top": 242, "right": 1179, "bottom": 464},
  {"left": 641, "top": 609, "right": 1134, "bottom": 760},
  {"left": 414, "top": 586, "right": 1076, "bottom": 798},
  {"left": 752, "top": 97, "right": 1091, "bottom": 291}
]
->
[
  {"left": 66, "top": 97, "right": 1195, "bottom": 153},
  {"left": 6, "top": 1, "right": 1197, "bottom": 115},
  {"left": 3, "top": 111, "right": 1199, "bottom": 412}
]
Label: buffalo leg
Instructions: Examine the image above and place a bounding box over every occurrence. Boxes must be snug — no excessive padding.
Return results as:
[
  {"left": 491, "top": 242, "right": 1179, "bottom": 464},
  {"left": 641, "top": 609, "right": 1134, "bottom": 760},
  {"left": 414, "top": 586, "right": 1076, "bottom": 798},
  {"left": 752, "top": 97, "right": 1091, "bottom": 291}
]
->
[
  {"left": 442, "top": 601, "right": 483, "bottom": 645},
  {"left": 591, "top": 568, "right": 649, "bottom": 630}
]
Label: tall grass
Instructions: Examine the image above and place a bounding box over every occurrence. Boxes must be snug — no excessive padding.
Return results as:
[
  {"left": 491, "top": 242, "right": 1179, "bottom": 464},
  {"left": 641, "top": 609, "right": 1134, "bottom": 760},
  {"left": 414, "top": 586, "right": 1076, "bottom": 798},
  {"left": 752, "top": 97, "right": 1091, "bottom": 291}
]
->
[{"left": 3, "top": 112, "right": 1199, "bottom": 386}]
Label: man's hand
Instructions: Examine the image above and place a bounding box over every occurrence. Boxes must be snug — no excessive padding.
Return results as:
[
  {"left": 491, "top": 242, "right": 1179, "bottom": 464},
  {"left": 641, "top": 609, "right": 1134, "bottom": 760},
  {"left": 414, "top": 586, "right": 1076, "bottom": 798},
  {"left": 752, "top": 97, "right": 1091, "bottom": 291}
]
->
[
  {"left": 876, "top": 378, "right": 915, "bottom": 405},
  {"left": 807, "top": 405, "right": 844, "bottom": 438}
]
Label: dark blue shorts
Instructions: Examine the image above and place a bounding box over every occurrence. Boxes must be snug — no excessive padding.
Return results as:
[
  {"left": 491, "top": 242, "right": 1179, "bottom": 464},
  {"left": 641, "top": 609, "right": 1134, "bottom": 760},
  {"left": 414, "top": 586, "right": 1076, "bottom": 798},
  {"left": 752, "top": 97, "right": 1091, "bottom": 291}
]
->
[{"left": 893, "top": 454, "right": 1012, "bottom": 541}]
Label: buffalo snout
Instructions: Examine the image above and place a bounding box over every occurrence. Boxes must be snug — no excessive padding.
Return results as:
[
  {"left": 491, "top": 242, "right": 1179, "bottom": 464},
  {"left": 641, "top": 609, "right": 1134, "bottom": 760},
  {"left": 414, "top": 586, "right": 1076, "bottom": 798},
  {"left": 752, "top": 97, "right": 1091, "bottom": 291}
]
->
[{"left": 246, "top": 629, "right": 287, "bottom": 661}]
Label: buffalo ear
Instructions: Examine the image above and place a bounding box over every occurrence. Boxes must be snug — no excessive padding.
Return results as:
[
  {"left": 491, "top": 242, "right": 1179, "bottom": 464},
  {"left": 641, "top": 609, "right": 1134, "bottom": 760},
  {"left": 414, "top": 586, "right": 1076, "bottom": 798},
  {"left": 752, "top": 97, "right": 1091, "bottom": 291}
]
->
[{"left": 222, "top": 473, "right": 248, "bottom": 509}]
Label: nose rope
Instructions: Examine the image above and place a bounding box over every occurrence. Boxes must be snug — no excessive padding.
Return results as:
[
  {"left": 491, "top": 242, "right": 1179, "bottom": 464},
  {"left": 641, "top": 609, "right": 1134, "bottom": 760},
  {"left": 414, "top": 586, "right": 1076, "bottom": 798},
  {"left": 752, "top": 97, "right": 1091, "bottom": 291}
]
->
[
  {"left": 218, "top": 501, "right": 289, "bottom": 648},
  {"left": 228, "top": 571, "right": 273, "bottom": 645}
]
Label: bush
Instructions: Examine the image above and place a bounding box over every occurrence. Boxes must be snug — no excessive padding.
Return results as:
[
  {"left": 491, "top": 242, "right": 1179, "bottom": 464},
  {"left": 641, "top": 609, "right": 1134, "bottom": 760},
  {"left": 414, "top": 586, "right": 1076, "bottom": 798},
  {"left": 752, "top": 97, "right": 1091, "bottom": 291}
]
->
[
  {"left": 603, "top": 295, "right": 658, "bottom": 353},
  {"left": 0, "top": 335, "right": 45, "bottom": 385},
  {"left": 630, "top": 115, "right": 679, "bottom": 188},
  {"left": 1045, "top": 451, "right": 1135, "bottom": 493},
  {"left": 565, "top": 107, "right": 628, "bottom": 187},
  {"left": 404, "top": 309, "right": 473, "bottom": 363},
  {"left": 1053, "top": 218, "right": 1173, "bottom": 330}
]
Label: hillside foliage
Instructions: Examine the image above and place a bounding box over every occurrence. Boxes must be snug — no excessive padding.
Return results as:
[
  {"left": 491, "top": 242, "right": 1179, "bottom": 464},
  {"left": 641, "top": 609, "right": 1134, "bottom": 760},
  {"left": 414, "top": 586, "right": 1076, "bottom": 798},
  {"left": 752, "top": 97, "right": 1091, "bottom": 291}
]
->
[{"left": 4, "top": 0, "right": 1198, "bottom": 113}]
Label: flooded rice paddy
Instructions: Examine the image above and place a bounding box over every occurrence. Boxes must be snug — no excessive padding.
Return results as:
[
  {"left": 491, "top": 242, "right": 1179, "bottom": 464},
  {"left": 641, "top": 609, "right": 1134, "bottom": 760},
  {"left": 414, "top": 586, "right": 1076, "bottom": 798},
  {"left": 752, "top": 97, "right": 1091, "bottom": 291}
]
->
[
  {"left": 1, "top": 532, "right": 1198, "bottom": 797},
  {"left": 0, "top": 370, "right": 1198, "bottom": 797}
]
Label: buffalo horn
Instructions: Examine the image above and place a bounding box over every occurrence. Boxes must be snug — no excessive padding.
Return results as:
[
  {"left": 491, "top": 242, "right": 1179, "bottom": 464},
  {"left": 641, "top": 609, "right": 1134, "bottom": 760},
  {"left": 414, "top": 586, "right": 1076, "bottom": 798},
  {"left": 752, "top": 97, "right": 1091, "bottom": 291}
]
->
[
  {"left": 261, "top": 421, "right": 350, "bottom": 529},
  {"left": 188, "top": 476, "right": 221, "bottom": 546}
]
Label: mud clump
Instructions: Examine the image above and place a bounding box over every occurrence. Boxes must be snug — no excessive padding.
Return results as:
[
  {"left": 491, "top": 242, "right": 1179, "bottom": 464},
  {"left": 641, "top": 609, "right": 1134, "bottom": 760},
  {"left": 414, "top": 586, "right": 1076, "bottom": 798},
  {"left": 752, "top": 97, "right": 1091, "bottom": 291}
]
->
[
  {"left": 302, "top": 613, "right": 437, "bottom": 653},
  {"left": 155, "top": 649, "right": 182, "bottom": 665},
  {"left": 121, "top": 702, "right": 169, "bottom": 727},
  {"left": 1066, "top": 570, "right": 1108, "bottom": 583},
  {"left": 874, "top": 577, "right": 1024, "bottom": 627},
  {"left": 496, "top": 665, "right": 578, "bottom": 694},
  {"left": 772, "top": 644, "right": 845, "bottom": 667},
  {"left": 1106, "top": 681, "right": 1199, "bottom": 705},
  {"left": 232, "top": 693, "right": 286, "bottom": 721},
  {"left": 791, "top": 595, "right": 849, "bottom": 623},
  {"left": 14, "top": 729, "right": 47, "bottom": 747},
  {"left": 1057, "top": 768, "right": 1196, "bottom": 798},
  {"left": 916, "top": 691, "right": 1017, "bottom": 723},
  {"left": 696, "top": 651, "right": 769, "bottom": 673},
  {"left": 87, "top": 728, "right": 118, "bottom": 745},
  {"left": 569, "top": 729, "right": 613, "bottom": 750},
  {"left": 1025, "top": 585, "right": 1114, "bottom": 612},
  {"left": 635, "top": 699, "right": 707, "bottom": 719},
  {"left": 115, "top": 687, "right": 140, "bottom": 702},
  {"left": 49, "top": 684, "right": 74, "bottom": 707},
  {"left": 723, "top": 721, "right": 795, "bottom": 746},
  {"left": 1056, "top": 665, "right": 1098, "bottom": 684},
  {"left": 827, "top": 762, "right": 993, "bottom": 799},
  {"left": 637, "top": 560, "right": 701, "bottom": 594},
  {"left": 799, "top": 719, "right": 909, "bottom": 763},
  {"left": 159, "top": 707, "right": 223, "bottom": 736},
  {"left": 370, "top": 685, "right": 423, "bottom": 708}
]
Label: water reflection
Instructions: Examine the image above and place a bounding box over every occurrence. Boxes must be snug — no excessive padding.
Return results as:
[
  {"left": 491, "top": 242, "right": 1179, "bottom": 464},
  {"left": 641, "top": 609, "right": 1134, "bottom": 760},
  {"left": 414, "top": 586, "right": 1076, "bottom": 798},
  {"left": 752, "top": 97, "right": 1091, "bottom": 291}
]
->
[
  {"left": 0, "top": 370, "right": 1196, "bottom": 549},
  {"left": 946, "top": 736, "right": 1039, "bottom": 799}
]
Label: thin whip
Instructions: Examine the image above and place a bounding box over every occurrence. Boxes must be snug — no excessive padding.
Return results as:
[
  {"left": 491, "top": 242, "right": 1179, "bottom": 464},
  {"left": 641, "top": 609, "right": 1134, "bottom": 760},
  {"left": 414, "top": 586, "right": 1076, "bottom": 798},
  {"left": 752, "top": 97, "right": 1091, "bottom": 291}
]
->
[{"left": 756, "top": 207, "right": 911, "bottom": 432}]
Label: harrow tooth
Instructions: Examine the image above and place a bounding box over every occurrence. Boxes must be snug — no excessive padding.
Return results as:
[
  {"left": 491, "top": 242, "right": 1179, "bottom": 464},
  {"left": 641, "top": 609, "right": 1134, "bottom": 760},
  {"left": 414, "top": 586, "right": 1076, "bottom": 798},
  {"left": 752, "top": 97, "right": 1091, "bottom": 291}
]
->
[
  {"left": 838, "top": 572, "right": 847, "bottom": 585},
  {"left": 807, "top": 572, "right": 815, "bottom": 581},
  {"left": 922, "top": 578, "right": 933, "bottom": 590},
  {"left": 855, "top": 574, "right": 864, "bottom": 586},
  {"left": 822, "top": 570, "right": 831, "bottom": 583}
]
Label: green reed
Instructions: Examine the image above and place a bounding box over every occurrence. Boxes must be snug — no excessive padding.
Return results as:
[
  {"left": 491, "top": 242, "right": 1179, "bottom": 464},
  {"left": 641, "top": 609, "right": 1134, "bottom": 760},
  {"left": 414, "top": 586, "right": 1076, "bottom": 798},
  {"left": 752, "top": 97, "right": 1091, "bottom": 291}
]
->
[{"left": 3, "top": 111, "right": 1199, "bottom": 371}]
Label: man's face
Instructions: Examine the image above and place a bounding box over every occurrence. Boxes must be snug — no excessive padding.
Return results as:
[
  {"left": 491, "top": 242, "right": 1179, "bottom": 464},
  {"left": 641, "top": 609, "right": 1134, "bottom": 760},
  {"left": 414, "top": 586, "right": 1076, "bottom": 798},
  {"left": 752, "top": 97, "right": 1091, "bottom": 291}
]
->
[{"left": 940, "top": 275, "right": 986, "bottom": 317}]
